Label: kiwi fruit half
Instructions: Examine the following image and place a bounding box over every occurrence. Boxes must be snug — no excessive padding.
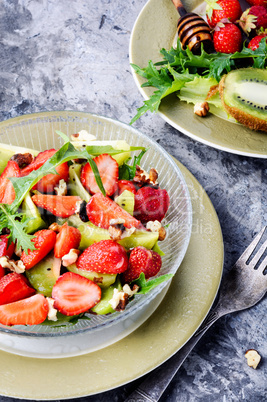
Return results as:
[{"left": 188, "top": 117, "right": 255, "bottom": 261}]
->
[{"left": 219, "top": 68, "right": 267, "bottom": 132}]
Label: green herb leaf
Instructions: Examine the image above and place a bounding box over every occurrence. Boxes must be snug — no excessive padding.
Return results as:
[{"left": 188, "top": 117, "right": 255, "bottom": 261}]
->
[
  {"left": 119, "top": 149, "right": 148, "bottom": 180},
  {"left": 133, "top": 272, "right": 173, "bottom": 294}
]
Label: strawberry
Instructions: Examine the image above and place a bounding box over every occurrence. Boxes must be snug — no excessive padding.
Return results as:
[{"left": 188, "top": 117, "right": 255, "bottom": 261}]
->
[
  {"left": 21, "top": 149, "right": 69, "bottom": 193},
  {"left": 0, "top": 234, "right": 15, "bottom": 258},
  {"left": 54, "top": 223, "right": 81, "bottom": 258},
  {"left": 246, "top": 0, "right": 267, "bottom": 7},
  {"left": 0, "top": 273, "right": 35, "bottom": 305},
  {"left": 239, "top": 6, "right": 267, "bottom": 34},
  {"left": 86, "top": 192, "right": 140, "bottom": 230},
  {"left": 213, "top": 21, "right": 243, "bottom": 53},
  {"left": 248, "top": 33, "right": 267, "bottom": 49},
  {"left": 0, "top": 160, "right": 20, "bottom": 204},
  {"left": 134, "top": 186, "right": 170, "bottom": 223},
  {"left": 77, "top": 240, "right": 128, "bottom": 274},
  {"left": 52, "top": 272, "right": 101, "bottom": 316},
  {"left": 0, "top": 234, "right": 15, "bottom": 278},
  {"left": 0, "top": 294, "right": 48, "bottom": 326},
  {"left": 123, "top": 246, "right": 162, "bottom": 283},
  {"left": 206, "top": 0, "right": 242, "bottom": 28},
  {"left": 20, "top": 229, "right": 57, "bottom": 269},
  {"left": 114, "top": 180, "right": 137, "bottom": 196},
  {"left": 80, "top": 154, "right": 118, "bottom": 196},
  {"left": 32, "top": 194, "right": 82, "bottom": 218}
]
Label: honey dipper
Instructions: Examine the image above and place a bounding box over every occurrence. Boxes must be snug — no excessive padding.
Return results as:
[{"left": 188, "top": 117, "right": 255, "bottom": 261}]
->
[{"left": 172, "top": 0, "right": 214, "bottom": 54}]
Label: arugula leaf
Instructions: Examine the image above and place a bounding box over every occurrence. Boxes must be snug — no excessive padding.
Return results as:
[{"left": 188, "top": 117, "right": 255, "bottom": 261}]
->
[
  {"left": 133, "top": 272, "right": 173, "bottom": 294},
  {"left": 119, "top": 149, "right": 148, "bottom": 180},
  {"left": 131, "top": 38, "right": 267, "bottom": 122},
  {"left": 9, "top": 138, "right": 106, "bottom": 213},
  {"left": 0, "top": 205, "right": 35, "bottom": 251}
]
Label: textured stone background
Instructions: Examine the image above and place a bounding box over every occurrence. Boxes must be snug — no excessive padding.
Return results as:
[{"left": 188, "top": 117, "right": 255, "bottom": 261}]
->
[{"left": 0, "top": 0, "right": 266, "bottom": 401}]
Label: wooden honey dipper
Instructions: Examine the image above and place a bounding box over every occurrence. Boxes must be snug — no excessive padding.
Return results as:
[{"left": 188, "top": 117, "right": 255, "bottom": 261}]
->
[{"left": 172, "top": 0, "right": 214, "bottom": 54}]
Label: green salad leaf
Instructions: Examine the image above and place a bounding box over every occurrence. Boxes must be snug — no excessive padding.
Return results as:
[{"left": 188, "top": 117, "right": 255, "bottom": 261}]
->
[
  {"left": 119, "top": 148, "right": 148, "bottom": 180},
  {"left": 133, "top": 272, "right": 173, "bottom": 294},
  {"left": 130, "top": 38, "right": 267, "bottom": 123}
]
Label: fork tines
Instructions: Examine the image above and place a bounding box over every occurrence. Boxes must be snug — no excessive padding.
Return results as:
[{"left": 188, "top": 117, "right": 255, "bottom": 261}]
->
[{"left": 238, "top": 227, "right": 267, "bottom": 273}]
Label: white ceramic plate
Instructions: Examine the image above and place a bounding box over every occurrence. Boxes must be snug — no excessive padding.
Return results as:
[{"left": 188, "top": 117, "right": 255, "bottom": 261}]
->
[{"left": 129, "top": 0, "right": 267, "bottom": 158}]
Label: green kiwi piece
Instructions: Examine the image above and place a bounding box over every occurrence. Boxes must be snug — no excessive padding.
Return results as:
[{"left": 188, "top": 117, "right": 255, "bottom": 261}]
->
[
  {"left": 90, "top": 278, "right": 122, "bottom": 315},
  {"left": 25, "top": 252, "right": 61, "bottom": 297},
  {"left": 115, "top": 189, "right": 135, "bottom": 215},
  {"left": 68, "top": 216, "right": 159, "bottom": 250},
  {"left": 66, "top": 264, "right": 117, "bottom": 288},
  {"left": 219, "top": 68, "right": 267, "bottom": 132},
  {"left": 68, "top": 163, "right": 90, "bottom": 202},
  {"left": 22, "top": 192, "right": 46, "bottom": 234}
]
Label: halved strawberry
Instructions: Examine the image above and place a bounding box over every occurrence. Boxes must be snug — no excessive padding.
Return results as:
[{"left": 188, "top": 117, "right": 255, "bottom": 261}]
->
[
  {"left": 114, "top": 180, "right": 137, "bottom": 196},
  {"left": 20, "top": 229, "right": 57, "bottom": 269},
  {"left": 0, "top": 294, "right": 48, "bottom": 326},
  {"left": 77, "top": 240, "right": 128, "bottom": 274},
  {"left": 134, "top": 187, "right": 170, "bottom": 223},
  {"left": 0, "top": 234, "right": 15, "bottom": 258},
  {"left": 32, "top": 194, "right": 82, "bottom": 218},
  {"left": 21, "top": 149, "right": 69, "bottom": 193},
  {"left": 0, "top": 160, "right": 20, "bottom": 204},
  {"left": 54, "top": 223, "right": 81, "bottom": 258},
  {"left": 123, "top": 246, "right": 162, "bottom": 283},
  {"left": 80, "top": 154, "right": 118, "bottom": 196},
  {"left": 52, "top": 272, "right": 101, "bottom": 316},
  {"left": 0, "top": 266, "right": 5, "bottom": 279},
  {"left": 0, "top": 273, "right": 35, "bottom": 305},
  {"left": 86, "top": 192, "right": 140, "bottom": 230}
]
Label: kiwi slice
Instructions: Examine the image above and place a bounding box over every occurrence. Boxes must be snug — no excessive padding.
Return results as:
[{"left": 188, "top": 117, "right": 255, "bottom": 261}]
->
[
  {"left": 67, "top": 264, "right": 117, "bottom": 288},
  {"left": 115, "top": 190, "right": 135, "bottom": 215},
  {"left": 219, "top": 68, "right": 267, "bottom": 132}
]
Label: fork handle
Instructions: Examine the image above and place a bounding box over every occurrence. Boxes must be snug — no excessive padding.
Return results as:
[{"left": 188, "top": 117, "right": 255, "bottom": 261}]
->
[{"left": 125, "top": 306, "right": 224, "bottom": 402}]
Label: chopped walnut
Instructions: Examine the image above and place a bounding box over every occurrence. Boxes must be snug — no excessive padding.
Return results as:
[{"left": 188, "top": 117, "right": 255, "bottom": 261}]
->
[
  {"left": 10, "top": 153, "right": 33, "bottom": 168},
  {"left": 109, "top": 284, "right": 139, "bottom": 311},
  {"left": 46, "top": 297, "right": 58, "bottom": 321},
  {"left": 49, "top": 222, "right": 62, "bottom": 233},
  {"left": 146, "top": 220, "right": 166, "bottom": 241},
  {"left": 71, "top": 130, "right": 96, "bottom": 142},
  {"left": 245, "top": 349, "right": 261, "bottom": 369},
  {"left": 62, "top": 249, "right": 80, "bottom": 267},
  {"left": 108, "top": 224, "right": 125, "bottom": 241},
  {"left": 194, "top": 102, "right": 210, "bottom": 117},
  {"left": 0, "top": 256, "right": 25, "bottom": 274},
  {"left": 14, "top": 244, "right": 22, "bottom": 258},
  {"left": 133, "top": 166, "right": 159, "bottom": 186},
  {"left": 54, "top": 179, "right": 67, "bottom": 196}
]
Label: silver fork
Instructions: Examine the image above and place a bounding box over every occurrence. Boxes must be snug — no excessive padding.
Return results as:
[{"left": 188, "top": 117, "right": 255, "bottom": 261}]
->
[{"left": 125, "top": 226, "right": 267, "bottom": 402}]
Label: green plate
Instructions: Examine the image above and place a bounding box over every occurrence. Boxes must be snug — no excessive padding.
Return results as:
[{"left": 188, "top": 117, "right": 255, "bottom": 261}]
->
[
  {"left": 129, "top": 0, "right": 267, "bottom": 158},
  {"left": 0, "top": 159, "right": 223, "bottom": 399}
]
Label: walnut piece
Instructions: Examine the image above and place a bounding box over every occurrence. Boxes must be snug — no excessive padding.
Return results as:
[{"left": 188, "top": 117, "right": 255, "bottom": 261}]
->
[
  {"left": 0, "top": 256, "right": 25, "bottom": 273},
  {"left": 49, "top": 222, "right": 62, "bottom": 233},
  {"left": 133, "top": 166, "right": 159, "bottom": 186},
  {"left": 62, "top": 249, "right": 80, "bottom": 267},
  {"left": 194, "top": 102, "right": 210, "bottom": 117},
  {"left": 245, "top": 349, "right": 261, "bottom": 369}
]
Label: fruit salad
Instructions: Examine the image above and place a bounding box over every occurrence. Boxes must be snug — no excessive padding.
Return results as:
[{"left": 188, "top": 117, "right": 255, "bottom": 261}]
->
[
  {"left": 0, "top": 130, "right": 172, "bottom": 327},
  {"left": 131, "top": 0, "right": 267, "bottom": 132}
]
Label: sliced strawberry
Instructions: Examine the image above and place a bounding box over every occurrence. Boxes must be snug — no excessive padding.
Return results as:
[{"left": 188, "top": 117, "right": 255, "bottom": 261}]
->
[
  {"left": 86, "top": 192, "right": 140, "bottom": 230},
  {"left": 21, "top": 149, "right": 69, "bottom": 193},
  {"left": 248, "top": 34, "right": 267, "bottom": 50},
  {"left": 123, "top": 246, "right": 162, "bottom": 283},
  {"left": 77, "top": 240, "right": 128, "bottom": 274},
  {"left": 0, "top": 234, "right": 15, "bottom": 258},
  {"left": 0, "top": 273, "right": 35, "bottom": 305},
  {"left": 0, "top": 160, "right": 20, "bottom": 204},
  {"left": 32, "top": 194, "right": 82, "bottom": 218},
  {"left": 54, "top": 223, "right": 81, "bottom": 258},
  {"left": 0, "top": 294, "right": 48, "bottom": 326},
  {"left": 80, "top": 154, "right": 118, "bottom": 196},
  {"left": 21, "top": 149, "right": 56, "bottom": 175},
  {"left": 0, "top": 266, "right": 5, "bottom": 279},
  {"left": 114, "top": 180, "right": 137, "bottom": 196},
  {"left": 134, "top": 187, "right": 170, "bottom": 223},
  {"left": 0, "top": 235, "right": 15, "bottom": 278},
  {"left": 52, "top": 272, "right": 101, "bottom": 316},
  {"left": 20, "top": 229, "right": 57, "bottom": 270}
]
